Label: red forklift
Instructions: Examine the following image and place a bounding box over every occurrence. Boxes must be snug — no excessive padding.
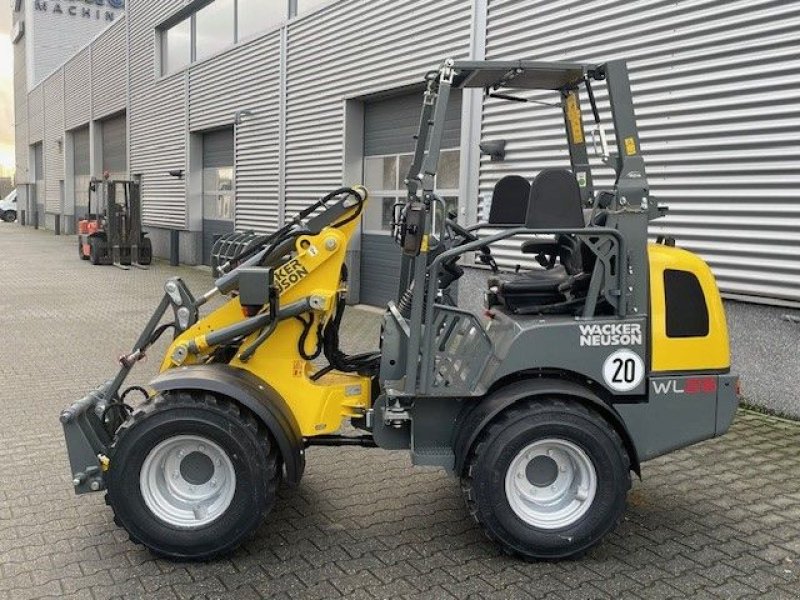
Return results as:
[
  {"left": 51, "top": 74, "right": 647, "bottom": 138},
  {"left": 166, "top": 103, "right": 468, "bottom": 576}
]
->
[{"left": 78, "top": 175, "right": 152, "bottom": 269}]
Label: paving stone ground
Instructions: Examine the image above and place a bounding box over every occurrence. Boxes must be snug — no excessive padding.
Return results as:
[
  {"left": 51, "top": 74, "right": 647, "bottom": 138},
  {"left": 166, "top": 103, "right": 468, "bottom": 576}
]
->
[{"left": 1, "top": 224, "right": 799, "bottom": 600}]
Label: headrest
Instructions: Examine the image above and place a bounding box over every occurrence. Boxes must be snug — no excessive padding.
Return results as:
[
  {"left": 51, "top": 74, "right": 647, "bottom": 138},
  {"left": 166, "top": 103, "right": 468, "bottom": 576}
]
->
[
  {"left": 526, "top": 169, "right": 585, "bottom": 229},
  {"left": 488, "top": 175, "right": 531, "bottom": 225}
]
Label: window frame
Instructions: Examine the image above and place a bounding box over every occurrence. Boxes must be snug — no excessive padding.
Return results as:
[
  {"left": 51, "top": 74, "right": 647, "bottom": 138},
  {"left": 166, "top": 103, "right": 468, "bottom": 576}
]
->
[{"left": 157, "top": 0, "right": 293, "bottom": 77}]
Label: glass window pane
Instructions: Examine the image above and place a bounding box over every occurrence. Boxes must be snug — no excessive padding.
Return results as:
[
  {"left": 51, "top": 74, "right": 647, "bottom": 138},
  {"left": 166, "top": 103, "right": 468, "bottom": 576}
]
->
[
  {"left": 399, "top": 154, "right": 413, "bottom": 186},
  {"left": 382, "top": 156, "right": 398, "bottom": 190},
  {"left": 296, "top": 0, "right": 331, "bottom": 16},
  {"left": 381, "top": 198, "right": 396, "bottom": 230},
  {"left": 437, "top": 150, "right": 460, "bottom": 190},
  {"left": 238, "top": 0, "right": 284, "bottom": 39},
  {"left": 364, "top": 157, "right": 383, "bottom": 191},
  {"left": 195, "top": 0, "right": 235, "bottom": 61},
  {"left": 162, "top": 17, "right": 191, "bottom": 75}
]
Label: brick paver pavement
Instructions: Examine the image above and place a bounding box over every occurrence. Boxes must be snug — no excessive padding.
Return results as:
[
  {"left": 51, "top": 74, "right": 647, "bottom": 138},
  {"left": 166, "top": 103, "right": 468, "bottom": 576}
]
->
[{"left": 1, "top": 224, "right": 799, "bottom": 600}]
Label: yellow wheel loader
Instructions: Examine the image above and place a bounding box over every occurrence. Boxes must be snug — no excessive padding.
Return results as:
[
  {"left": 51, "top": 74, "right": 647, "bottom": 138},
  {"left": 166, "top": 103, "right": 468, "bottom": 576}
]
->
[{"left": 61, "top": 59, "right": 738, "bottom": 560}]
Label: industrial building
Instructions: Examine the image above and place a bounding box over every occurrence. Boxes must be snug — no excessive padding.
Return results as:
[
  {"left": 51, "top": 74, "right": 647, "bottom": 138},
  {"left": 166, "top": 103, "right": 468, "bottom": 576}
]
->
[{"left": 12, "top": 0, "right": 800, "bottom": 306}]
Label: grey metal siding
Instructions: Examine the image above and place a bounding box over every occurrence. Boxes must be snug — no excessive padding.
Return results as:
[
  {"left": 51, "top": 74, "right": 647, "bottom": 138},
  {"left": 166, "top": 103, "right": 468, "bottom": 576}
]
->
[
  {"left": 14, "top": 36, "right": 28, "bottom": 181},
  {"left": 129, "top": 1, "right": 187, "bottom": 229},
  {"left": 64, "top": 48, "right": 92, "bottom": 130},
  {"left": 28, "top": 85, "right": 44, "bottom": 144},
  {"left": 481, "top": 0, "right": 800, "bottom": 303},
  {"left": 202, "top": 129, "right": 234, "bottom": 167},
  {"left": 92, "top": 18, "right": 128, "bottom": 119},
  {"left": 188, "top": 31, "right": 283, "bottom": 232},
  {"left": 43, "top": 71, "right": 65, "bottom": 214},
  {"left": 284, "top": 0, "right": 472, "bottom": 217}
]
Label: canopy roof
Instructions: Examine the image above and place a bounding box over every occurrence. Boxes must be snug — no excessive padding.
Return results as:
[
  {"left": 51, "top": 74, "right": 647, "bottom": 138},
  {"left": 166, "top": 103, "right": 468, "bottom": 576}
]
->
[{"left": 449, "top": 60, "right": 593, "bottom": 91}]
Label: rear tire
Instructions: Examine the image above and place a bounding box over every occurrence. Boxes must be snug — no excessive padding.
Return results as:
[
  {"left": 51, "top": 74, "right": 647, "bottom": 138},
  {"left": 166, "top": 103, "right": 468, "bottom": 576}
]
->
[
  {"left": 2, "top": 210, "right": 16, "bottom": 223},
  {"left": 139, "top": 237, "right": 153, "bottom": 265},
  {"left": 106, "top": 392, "right": 280, "bottom": 560},
  {"left": 462, "top": 398, "right": 630, "bottom": 560},
  {"left": 89, "top": 238, "right": 106, "bottom": 265}
]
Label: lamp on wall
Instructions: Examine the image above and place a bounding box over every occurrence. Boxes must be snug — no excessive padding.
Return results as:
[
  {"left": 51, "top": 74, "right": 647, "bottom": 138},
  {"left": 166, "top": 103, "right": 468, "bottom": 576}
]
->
[
  {"left": 56, "top": 136, "right": 63, "bottom": 153},
  {"left": 480, "top": 140, "right": 507, "bottom": 162},
  {"left": 234, "top": 109, "right": 254, "bottom": 125},
  {"left": 168, "top": 169, "right": 185, "bottom": 179}
]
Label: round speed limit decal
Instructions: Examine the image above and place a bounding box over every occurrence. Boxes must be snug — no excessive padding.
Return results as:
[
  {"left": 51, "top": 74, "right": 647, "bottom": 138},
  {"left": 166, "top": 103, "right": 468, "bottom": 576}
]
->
[{"left": 602, "top": 349, "right": 644, "bottom": 392}]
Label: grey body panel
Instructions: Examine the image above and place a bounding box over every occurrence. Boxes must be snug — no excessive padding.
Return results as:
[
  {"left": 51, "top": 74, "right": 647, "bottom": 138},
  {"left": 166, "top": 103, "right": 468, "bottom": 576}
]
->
[{"left": 149, "top": 364, "right": 306, "bottom": 485}]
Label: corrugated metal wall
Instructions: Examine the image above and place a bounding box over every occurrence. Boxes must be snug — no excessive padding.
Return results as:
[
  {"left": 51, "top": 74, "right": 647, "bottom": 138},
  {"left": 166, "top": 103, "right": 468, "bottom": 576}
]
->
[
  {"left": 92, "top": 19, "right": 128, "bottom": 119},
  {"left": 27, "top": 85, "right": 44, "bottom": 144},
  {"left": 480, "top": 0, "right": 800, "bottom": 303},
  {"left": 43, "top": 71, "right": 65, "bottom": 214},
  {"left": 64, "top": 48, "right": 92, "bottom": 131},
  {"left": 14, "top": 33, "right": 28, "bottom": 180},
  {"left": 128, "top": 1, "right": 187, "bottom": 229},
  {"left": 189, "top": 31, "right": 283, "bottom": 232},
  {"left": 284, "top": 0, "right": 472, "bottom": 217}
]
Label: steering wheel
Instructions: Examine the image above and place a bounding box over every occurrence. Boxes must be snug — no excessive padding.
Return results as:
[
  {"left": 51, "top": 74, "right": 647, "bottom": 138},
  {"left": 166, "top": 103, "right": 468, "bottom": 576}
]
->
[{"left": 444, "top": 215, "right": 499, "bottom": 273}]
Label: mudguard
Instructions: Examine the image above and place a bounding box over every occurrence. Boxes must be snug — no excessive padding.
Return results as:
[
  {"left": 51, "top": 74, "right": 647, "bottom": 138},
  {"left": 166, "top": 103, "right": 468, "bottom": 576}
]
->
[
  {"left": 149, "top": 364, "right": 306, "bottom": 485},
  {"left": 452, "top": 378, "right": 641, "bottom": 476}
]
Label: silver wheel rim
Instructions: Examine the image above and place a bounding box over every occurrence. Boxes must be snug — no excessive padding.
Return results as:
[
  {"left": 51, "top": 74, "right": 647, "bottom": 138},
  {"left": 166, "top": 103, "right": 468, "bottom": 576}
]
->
[
  {"left": 140, "top": 435, "right": 236, "bottom": 529},
  {"left": 504, "top": 438, "right": 597, "bottom": 530}
]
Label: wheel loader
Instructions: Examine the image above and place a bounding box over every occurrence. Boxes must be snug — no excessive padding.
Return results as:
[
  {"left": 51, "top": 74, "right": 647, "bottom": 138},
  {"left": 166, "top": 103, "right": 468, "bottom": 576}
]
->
[{"left": 60, "top": 59, "right": 739, "bottom": 560}]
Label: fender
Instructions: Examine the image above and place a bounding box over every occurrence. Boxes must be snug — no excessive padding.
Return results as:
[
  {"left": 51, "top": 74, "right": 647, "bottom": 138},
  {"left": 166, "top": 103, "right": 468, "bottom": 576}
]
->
[
  {"left": 149, "top": 364, "right": 306, "bottom": 485},
  {"left": 453, "top": 377, "right": 641, "bottom": 476}
]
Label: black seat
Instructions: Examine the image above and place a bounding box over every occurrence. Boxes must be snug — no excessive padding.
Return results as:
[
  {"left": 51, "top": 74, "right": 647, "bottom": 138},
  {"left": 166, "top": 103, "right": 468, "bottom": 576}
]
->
[
  {"left": 488, "top": 175, "right": 531, "bottom": 225},
  {"left": 488, "top": 169, "right": 587, "bottom": 313}
]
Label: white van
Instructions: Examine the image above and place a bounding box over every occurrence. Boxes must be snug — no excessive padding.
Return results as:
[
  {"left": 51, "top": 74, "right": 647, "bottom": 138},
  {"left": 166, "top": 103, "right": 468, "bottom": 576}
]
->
[{"left": 0, "top": 189, "right": 17, "bottom": 222}]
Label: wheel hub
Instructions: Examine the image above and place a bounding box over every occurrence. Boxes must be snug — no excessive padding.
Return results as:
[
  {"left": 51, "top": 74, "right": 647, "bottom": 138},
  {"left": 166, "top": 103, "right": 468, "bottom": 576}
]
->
[
  {"left": 140, "top": 435, "right": 236, "bottom": 529},
  {"left": 505, "top": 438, "right": 597, "bottom": 530}
]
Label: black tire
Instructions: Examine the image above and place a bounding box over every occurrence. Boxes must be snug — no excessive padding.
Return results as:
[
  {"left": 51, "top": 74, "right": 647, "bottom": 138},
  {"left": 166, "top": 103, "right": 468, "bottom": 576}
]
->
[
  {"left": 462, "top": 398, "right": 630, "bottom": 560},
  {"left": 138, "top": 237, "right": 153, "bottom": 265},
  {"left": 2, "top": 210, "right": 16, "bottom": 223},
  {"left": 89, "top": 238, "right": 106, "bottom": 265},
  {"left": 105, "top": 392, "right": 280, "bottom": 560}
]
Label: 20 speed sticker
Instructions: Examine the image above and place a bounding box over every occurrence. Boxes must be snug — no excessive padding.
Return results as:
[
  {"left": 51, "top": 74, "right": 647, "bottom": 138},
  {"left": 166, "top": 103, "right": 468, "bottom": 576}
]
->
[{"left": 602, "top": 349, "right": 644, "bottom": 392}]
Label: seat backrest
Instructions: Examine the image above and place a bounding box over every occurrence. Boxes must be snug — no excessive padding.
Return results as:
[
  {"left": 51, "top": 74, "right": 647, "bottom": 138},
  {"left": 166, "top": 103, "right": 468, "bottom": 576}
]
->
[
  {"left": 525, "top": 169, "right": 585, "bottom": 229},
  {"left": 488, "top": 175, "right": 531, "bottom": 225}
]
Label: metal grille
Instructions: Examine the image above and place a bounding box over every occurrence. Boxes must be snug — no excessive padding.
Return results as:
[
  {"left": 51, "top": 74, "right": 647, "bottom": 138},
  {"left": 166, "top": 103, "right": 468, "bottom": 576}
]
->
[{"left": 480, "top": 0, "right": 800, "bottom": 304}]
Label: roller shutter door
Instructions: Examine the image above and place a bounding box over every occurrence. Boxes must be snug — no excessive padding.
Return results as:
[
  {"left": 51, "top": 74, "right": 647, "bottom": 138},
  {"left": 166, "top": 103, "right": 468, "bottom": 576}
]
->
[
  {"left": 360, "top": 89, "right": 462, "bottom": 306},
  {"left": 73, "top": 127, "right": 91, "bottom": 217},
  {"left": 102, "top": 114, "right": 127, "bottom": 181},
  {"left": 202, "top": 129, "right": 235, "bottom": 266}
]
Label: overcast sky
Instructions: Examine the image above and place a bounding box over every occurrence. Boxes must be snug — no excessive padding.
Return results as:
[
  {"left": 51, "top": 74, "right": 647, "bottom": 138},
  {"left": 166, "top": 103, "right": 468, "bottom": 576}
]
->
[{"left": 0, "top": 5, "right": 14, "bottom": 168}]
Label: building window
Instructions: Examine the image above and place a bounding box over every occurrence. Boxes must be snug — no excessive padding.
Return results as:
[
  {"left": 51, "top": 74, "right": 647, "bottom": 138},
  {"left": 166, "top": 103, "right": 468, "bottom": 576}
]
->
[
  {"left": 363, "top": 149, "right": 459, "bottom": 233},
  {"left": 295, "top": 0, "right": 332, "bottom": 17},
  {"left": 161, "top": 16, "right": 191, "bottom": 75},
  {"left": 664, "top": 269, "right": 710, "bottom": 338},
  {"left": 239, "top": 0, "right": 284, "bottom": 40},
  {"left": 195, "top": 0, "right": 235, "bottom": 61},
  {"left": 159, "top": 0, "right": 289, "bottom": 75}
]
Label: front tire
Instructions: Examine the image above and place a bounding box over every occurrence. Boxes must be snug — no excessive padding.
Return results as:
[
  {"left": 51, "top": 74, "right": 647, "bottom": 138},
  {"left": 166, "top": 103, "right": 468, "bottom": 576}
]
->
[
  {"left": 2, "top": 210, "right": 16, "bottom": 223},
  {"left": 106, "top": 392, "right": 279, "bottom": 560},
  {"left": 462, "top": 398, "right": 630, "bottom": 559}
]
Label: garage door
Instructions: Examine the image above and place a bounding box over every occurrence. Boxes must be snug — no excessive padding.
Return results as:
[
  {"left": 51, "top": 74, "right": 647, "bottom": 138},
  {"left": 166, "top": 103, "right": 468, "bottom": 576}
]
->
[
  {"left": 360, "top": 89, "right": 462, "bottom": 306},
  {"left": 202, "top": 129, "right": 235, "bottom": 266},
  {"left": 72, "top": 127, "right": 90, "bottom": 217},
  {"left": 102, "top": 114, "right": 127, "bottom": 181}
]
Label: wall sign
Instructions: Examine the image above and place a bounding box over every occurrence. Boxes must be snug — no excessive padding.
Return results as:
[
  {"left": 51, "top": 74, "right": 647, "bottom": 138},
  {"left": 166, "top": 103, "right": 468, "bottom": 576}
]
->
[{"left": 33, "top": 0, "right": 125, "bottom": 22}]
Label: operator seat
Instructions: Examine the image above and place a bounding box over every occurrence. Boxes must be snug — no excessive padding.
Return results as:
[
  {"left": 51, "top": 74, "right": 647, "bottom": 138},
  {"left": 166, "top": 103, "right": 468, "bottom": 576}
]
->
[{"left": 488, "top": 169, "right": 587, "bottom": 313}]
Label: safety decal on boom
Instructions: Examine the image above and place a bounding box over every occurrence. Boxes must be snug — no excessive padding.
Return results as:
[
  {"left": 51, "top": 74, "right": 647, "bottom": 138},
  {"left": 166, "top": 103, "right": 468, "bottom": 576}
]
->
[
  {"left": 602, "top": 349, "right": 644, "bottom": 392},
  {"left": 274, "top": 258, "right": 309, "bottom": 293},
  {"left": 565, "top": 92, "right": 585, "bottom": 145}
]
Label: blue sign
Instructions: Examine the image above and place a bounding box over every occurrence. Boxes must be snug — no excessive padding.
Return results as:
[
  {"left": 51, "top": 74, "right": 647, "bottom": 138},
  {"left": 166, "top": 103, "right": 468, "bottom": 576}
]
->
[{"left": 107, "top": 0, "right": 125, "bottom": 8}]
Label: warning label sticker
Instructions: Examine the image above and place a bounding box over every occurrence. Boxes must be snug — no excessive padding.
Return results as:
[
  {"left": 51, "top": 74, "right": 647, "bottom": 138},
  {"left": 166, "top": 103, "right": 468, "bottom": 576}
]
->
[
  {"left": 624, "top": 136, "right": 637, "bottom": 156},
  {"left": 566, "top": 93, "right": 585, "bottom": 145}
]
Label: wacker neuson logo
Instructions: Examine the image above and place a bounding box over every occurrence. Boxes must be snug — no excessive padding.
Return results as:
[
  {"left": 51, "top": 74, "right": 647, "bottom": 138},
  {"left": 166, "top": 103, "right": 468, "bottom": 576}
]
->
[{"left": 579, "top": 323, "right": 642, "bottom": 347}]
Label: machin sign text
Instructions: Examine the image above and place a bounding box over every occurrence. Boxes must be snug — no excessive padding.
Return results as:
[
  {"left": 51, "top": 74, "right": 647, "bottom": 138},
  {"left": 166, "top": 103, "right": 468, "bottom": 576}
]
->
[{"left": 34, "top": 0, "right": 125, "bottom": 22}]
